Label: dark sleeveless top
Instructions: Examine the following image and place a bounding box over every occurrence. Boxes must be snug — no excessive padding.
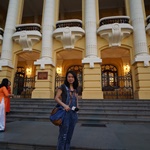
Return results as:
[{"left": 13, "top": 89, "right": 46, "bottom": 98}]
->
[
  {"left": 58, "top": 84, "right": 68, "bottom": 103},
  {"left": 59, "top": 84, "right": 78, "bottom": 104}
]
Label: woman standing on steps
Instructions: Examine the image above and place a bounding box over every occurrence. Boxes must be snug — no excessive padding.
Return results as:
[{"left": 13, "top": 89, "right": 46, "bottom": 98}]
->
[
  {"left": 6, "top": 80, "right": 11, "bottom": 115},
  {"left": 55, "top": 70, "right": 79, "bottom": 150},
  {"left": 0, "top": 78, "right": 14, "bottom": 132}
]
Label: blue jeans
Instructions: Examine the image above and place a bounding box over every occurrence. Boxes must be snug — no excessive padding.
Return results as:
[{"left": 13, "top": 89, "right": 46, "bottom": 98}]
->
[{"left": 57, "top": 110, "right": 78, "bottom": 150}]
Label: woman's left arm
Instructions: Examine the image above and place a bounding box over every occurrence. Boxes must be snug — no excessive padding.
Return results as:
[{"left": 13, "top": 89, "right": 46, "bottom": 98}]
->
[
  {"left": 2, "top": 87, "right": 14, "bottom": 97},
  {"left": 76, "top": 93, "right": 79, "bottom": 108}
]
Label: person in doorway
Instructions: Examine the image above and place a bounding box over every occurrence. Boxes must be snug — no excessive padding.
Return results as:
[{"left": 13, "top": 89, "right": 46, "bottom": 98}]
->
[
  {"left": 55, "top": 70, "right": 79, "bottom": 150},
  {"left": 5, "top": 80, "right": 11, "bottom": 115},
  {"left": 0, "top": 78, "right": 14, "bottom": 131}
]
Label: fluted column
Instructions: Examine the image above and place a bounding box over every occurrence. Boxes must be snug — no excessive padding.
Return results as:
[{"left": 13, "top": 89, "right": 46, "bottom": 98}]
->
[
  {"left": 129, "top": 0, "right": 150, "bottom": 66},
  {"left": 81, "top": 0, "right": 103, "bottom": 99},
  {"left": 32, "top": 0, "right": 56, "bottom": 99},
  {"left": 82, "top": 0, "right": 102, "bottom": 68},
  {"left": 34, "top": 0, "right": 55, "bottom": 69},
  {"left": 0, "top": 0, "right": 20, "bottom": 70}
]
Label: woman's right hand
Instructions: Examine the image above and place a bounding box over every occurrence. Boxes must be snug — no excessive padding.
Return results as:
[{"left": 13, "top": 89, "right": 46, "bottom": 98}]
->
[{"left": 64, "top": 105, "right": 71, "bottom": 112}]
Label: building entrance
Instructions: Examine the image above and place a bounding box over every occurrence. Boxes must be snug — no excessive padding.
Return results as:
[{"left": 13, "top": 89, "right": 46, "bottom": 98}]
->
[
  {"left": 13, "top": 67, "right": 35, "bottom": 98},
  {"left": 102, "top": 64, "right": 133, "bottom": 99}
]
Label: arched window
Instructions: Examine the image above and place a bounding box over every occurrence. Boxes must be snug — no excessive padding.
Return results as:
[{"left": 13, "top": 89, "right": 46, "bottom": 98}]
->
[{"left": 101, "top": 64, "right": 118, "bottom": 91}]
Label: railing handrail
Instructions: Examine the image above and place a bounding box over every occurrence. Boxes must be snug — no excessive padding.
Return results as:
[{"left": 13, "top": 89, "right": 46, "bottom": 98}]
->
[
  {"left": 56, "top": 19, "right": 82, "bottom": 24},
  {"left": 146, "top": 15, "right": 150, "bottom": 25},
  {"left": 15, "top": 23, "right": 41, "bottom": 28}
]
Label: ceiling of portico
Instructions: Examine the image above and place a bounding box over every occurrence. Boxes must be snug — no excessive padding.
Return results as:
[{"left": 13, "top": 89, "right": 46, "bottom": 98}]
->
[
  {"left": 101, "top": 47, "right": 130, "bottom": 59},
  {"left": 57, "top": 50, "right": 82, "bottom": 60},
  {"left": 17, "top": 51, "right": 40, "bottom": 62}
]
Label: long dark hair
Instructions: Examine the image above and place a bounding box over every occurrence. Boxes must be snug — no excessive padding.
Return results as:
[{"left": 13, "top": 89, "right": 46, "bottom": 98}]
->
[
  {"left": 64, "top": 71, "right": 78, "bottom": 89},
  {"left": 0, "top": 78, "right": 9, "bottom": 89}
]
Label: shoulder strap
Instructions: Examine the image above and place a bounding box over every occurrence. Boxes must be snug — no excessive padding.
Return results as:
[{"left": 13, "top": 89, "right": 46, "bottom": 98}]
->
[{"left": 61, "top": 84, "right": 67, "bottom": 103}]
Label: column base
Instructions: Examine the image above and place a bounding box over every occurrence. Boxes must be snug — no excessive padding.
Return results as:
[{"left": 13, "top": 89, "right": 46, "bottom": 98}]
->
[
  {"left": 0, "top": 66, "right": 14, "bottom": 82},
  {"left": 31, "top": 64, "right": 55, "bottom": 99},
  {"left": 81, "top": 63, "right": 103, "bottom": 99}
]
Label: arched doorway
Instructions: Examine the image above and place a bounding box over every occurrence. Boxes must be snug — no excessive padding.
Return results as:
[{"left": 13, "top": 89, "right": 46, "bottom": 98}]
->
[
  {"left": 102, "top": 64, "right": 133, "bottom": 99},
  {"left": 13, "top": 51, "right": 39, "bottom": 98}
]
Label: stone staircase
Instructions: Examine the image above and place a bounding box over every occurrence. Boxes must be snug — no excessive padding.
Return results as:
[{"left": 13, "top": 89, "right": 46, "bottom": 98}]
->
[{"left": 6, "top": 98, "right": 150, "bottom": 124}]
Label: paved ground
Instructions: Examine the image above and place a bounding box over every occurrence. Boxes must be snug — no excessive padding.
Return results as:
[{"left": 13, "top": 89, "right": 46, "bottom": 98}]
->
[{"left": 0, "top": 121, "right": 150, "bottom": 150}]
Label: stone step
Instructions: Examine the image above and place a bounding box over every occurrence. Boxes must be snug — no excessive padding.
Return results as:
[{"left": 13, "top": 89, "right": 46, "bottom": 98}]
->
[
  {"left": 0, "top": 141, "right": 122, "bottom": 150},
  {"left": 10, "top": 105, "right": 150, "bottom": 114},
  {"left": 10, "top": 98, "right": 150, "bottom": 104},
  {"left": 6, "top": 114, "right": 150, "bottom": 124},
  {"left": 8, "top": 109, "right": 150, "bottom": 116},
  {"left": 10, "top": 102, "right": 150, "bottom": 107},
  {"left": 6, "top": 111, "right": 150, "bottom": 123},
  {"left": 0, "top": 143, "right": 56, "bottom": 150},
  {"left": 7, "top": 99, "right": 150, "bottom": 124}
]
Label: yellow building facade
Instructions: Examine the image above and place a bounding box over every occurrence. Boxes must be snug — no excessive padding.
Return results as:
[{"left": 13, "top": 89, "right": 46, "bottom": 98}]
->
[{"left": 0, "top": 0, "right": 150, "bottom": 99}]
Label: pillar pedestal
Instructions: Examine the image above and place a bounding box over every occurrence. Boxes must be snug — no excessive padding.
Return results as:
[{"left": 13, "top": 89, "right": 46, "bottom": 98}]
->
[
  {"left": 82, "top": 63, "right": 103, "bottom": 99},
  {"left": 0, "top": 66, "right": 14, "bottom": 83},
  {"left": 32, "top": 65, "right": 55, "bottom": 99},
  {"left": 133, "top": 62, "right": 150, "bottom": 99}
]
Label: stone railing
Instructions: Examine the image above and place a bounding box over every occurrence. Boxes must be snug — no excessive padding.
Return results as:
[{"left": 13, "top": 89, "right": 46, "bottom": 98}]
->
[
  {"left": 15, "top": 23, "right": 41, "bottom": 32},
  {"left": 99, "top": 16, "right": 130, "bottom": 26},
  {"left": 0, "top": 28, "right": 4, "bottom": 44},
  {"left": 146, "top": 15, "right": 150, "bottom": 25},
  {"left": 146, "top": 15, "right": 150, "bottom": 35},
  {"left": 0, "top": 28, "right": 4, "bottom": 36},
  {"left": 56, "top": 19, "right": 82, "bottom": 28}
]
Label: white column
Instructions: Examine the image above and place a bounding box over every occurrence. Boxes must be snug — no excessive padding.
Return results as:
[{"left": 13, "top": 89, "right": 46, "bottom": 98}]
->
[
  {"left": 0, "top": 0, "right": 20, "bottom": 70},
  {"left": 129, "top": 0, "right": 150, "bottom": 66},
  {"left": 34, "top": 0, "right": 55, "bottom": 69},
  {"left": 82, "top": 0, "right": 102, "bottom": 68}
]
